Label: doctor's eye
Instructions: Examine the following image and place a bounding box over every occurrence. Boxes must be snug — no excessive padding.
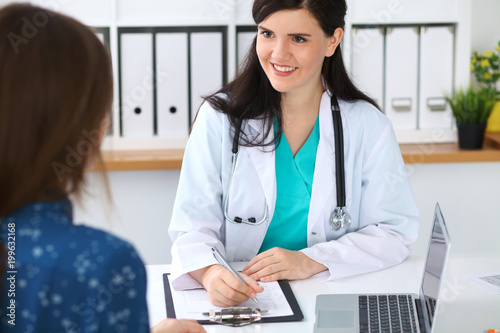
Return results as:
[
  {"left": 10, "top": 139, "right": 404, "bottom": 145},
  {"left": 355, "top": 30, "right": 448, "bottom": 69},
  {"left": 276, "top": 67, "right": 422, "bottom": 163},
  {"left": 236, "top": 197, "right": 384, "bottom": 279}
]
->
[
  {"left": 260, "top": 31, "right": 274, "bottom": 38},
  {"left": 293, "top": 36, "right": 307, "bottom": 43}
]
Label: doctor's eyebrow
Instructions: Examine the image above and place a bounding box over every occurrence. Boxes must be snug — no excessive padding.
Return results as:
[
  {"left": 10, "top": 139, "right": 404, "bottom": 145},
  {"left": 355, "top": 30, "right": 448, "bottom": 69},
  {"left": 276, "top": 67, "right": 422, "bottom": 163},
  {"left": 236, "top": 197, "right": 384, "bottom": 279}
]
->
[{"left": 257, "top": 25, "right": 312, "bottom": 37}]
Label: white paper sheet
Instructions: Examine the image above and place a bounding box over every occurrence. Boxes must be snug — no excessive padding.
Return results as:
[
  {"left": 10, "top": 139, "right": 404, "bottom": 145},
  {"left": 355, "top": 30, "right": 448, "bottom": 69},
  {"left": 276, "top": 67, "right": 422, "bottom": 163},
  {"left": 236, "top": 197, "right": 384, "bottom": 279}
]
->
[
  {"left": 167, "top": 277, "right": 294, "bottom": 320},
  {"left": 462, "top": 270, "right": 500, "bottom": 294}
]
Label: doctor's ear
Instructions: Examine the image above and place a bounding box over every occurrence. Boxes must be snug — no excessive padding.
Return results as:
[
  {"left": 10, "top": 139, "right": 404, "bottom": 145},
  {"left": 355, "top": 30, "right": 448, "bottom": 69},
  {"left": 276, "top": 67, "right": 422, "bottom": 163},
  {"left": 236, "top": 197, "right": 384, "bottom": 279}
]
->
[{"left": 325, "top": 27, "right": 343, "bottom": 57}]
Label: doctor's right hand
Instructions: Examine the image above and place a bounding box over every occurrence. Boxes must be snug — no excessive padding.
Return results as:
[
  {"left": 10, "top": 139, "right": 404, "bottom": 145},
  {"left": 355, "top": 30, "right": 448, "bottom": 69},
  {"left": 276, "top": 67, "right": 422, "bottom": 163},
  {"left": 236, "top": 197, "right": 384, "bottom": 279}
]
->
[{"left": 189, "top": 264, "right": 264, "bottom": 307}]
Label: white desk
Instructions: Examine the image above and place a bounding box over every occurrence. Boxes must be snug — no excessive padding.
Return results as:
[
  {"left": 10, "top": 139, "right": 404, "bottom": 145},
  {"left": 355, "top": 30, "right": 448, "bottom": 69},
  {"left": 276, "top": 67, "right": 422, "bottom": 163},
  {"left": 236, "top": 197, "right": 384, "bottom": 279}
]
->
[{"left": 147, "top": 254, "right": 500, "bottom": 332}]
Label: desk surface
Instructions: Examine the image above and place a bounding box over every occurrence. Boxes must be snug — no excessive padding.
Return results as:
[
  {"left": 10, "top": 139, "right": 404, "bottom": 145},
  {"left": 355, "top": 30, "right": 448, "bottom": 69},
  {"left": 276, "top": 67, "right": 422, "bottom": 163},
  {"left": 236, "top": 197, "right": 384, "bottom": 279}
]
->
[{"left": 146, "top": 254, "right": 500, "bottom": 332}]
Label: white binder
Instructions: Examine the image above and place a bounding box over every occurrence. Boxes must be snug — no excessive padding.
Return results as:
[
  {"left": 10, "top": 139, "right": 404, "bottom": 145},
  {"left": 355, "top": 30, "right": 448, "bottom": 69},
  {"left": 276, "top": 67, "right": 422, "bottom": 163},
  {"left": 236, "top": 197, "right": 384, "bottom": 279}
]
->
[
  {"left": 190, "top": 32, "right": 223, "bottom": 124},
  {"left": 419, "top": 26, "right": 454, "bottom": 130},
  {"left": 351, "top": 27, "right": 385, "bottom": 110},
  {"left": 237, "top": 31, "right": 256, "bottom": 68},
  {"left": 120, "top": 33, "right": 154, "bottom": 137},
  {"left": 156, "top": 32, "right": 189, "bottom": 139},
  {"left": 385, "top": 27, "right": 419, "bottom": 130}
]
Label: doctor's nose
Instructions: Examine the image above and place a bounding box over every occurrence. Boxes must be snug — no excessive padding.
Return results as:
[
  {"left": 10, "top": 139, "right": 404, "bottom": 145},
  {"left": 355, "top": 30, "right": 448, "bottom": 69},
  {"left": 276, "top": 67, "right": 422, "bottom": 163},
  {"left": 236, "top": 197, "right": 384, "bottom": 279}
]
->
[{"left": 271, "top": 39, "right": 291, "bottom": 62}]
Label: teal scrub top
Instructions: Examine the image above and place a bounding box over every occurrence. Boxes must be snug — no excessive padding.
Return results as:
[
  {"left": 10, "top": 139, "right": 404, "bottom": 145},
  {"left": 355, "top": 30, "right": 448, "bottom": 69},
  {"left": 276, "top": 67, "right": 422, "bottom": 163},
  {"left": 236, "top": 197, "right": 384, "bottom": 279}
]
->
[{"left": 259, "top": 116, "right": 320, "bottom": 253}]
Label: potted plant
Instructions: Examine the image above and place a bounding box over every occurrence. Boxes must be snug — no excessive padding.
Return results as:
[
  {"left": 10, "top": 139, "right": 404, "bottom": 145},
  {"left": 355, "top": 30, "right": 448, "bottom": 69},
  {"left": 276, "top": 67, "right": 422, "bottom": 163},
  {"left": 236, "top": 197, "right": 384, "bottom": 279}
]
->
[
  {"left": 471, "top": 40, "right": 500, "bottom": 131},
  {"left": 446, "top": 85, "right": 497, "bottom": 149}
]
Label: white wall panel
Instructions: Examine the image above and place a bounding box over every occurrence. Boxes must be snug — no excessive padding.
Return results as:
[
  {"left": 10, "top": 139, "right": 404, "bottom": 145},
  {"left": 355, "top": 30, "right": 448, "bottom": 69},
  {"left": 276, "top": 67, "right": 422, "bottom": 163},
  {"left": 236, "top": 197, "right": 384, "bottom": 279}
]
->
[
  {"left": 349, "top": 0, "right": 459, "bottom": 24},
  {"left": 117, "top": 0, "right": 231, "bottom": 22}
]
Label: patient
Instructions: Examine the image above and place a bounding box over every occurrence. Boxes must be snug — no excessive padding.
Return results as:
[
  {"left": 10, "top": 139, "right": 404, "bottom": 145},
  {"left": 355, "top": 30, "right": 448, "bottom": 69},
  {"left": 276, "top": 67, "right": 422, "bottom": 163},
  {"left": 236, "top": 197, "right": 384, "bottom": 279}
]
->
[{"left": 0, "top": 4, "right": 204, "bottom": 333}]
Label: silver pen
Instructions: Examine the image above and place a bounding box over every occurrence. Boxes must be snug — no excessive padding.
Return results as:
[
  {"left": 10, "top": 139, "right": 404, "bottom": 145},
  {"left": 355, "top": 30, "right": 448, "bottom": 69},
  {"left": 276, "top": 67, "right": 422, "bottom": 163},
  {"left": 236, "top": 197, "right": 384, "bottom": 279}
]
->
[{"left": 211, "top": 247, "right": 259, "bottom": 304}]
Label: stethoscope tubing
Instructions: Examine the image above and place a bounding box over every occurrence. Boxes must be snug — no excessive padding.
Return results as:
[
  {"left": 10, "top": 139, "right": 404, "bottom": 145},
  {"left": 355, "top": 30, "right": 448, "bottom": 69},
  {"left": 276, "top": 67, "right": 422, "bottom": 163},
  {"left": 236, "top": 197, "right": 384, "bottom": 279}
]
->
[
  {"left": 331, "top": 95, "right": 346, "bottom": 208},
  {"left": 223, "top": 152, "right": 268, "bottom": 225}
]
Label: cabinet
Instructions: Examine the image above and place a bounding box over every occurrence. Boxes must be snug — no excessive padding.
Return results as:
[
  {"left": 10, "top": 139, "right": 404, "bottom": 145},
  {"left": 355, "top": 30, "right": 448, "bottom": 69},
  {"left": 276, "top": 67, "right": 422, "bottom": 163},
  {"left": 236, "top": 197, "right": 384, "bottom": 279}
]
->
[
  {"left": 350, "top": 24, "right": 455, "bottom": 133},
  {"left": 118, "top": 27, "right": 227, "bottom": 139},
  {"left": 16, "top": 0, "right": 469, "bottom": 148}
]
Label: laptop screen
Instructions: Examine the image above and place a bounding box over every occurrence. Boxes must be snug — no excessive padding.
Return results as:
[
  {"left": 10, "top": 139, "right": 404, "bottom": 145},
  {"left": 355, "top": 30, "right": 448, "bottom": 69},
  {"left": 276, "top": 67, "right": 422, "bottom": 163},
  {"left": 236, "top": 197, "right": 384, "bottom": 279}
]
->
[{"left": 418, "top": 203, "right": 451, "bottom": 332}]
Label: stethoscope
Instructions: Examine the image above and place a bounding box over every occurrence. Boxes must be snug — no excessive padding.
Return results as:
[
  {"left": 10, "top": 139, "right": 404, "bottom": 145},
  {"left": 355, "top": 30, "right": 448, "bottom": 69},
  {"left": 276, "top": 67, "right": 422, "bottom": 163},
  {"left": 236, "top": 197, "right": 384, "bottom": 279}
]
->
[{"left": 223, "top": 93, "right": 351, "bottom": 231}]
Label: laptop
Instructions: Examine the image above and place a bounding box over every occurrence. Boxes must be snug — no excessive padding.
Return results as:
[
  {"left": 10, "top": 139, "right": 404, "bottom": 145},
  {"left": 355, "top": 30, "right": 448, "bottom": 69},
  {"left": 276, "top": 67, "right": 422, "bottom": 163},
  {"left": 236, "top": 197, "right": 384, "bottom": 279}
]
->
[{"left": 313, "top": 203, "right": 451, "bottom": 333}]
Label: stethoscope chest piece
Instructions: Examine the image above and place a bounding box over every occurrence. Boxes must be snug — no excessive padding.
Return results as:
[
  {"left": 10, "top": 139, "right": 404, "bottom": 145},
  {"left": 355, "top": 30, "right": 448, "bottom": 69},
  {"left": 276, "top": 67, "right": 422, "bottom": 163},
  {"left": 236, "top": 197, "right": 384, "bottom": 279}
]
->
[{"left": 329, "top": 206, "right": 351, "bottom": 231}]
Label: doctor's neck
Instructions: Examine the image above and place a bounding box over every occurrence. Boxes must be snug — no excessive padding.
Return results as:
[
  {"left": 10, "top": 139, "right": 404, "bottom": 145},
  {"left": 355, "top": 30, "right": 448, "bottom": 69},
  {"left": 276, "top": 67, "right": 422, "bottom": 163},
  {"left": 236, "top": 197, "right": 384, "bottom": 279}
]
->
[{"left": 280, "top": 81, "right": 324, "bottom": 117}]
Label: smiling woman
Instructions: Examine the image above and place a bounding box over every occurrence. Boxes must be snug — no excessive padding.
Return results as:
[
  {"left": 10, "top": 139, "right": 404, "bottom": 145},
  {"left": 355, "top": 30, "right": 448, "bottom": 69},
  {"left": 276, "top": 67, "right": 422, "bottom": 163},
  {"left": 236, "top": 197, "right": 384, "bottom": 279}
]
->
[
  {"left": 256, "top": 8, "right": 343, "bottom": 154},
  {"left": 169, "top": 0, "right": 419, "bottom": 309},
  {"left": 256, "top": 9, "right": 339, "bottom": 95}
]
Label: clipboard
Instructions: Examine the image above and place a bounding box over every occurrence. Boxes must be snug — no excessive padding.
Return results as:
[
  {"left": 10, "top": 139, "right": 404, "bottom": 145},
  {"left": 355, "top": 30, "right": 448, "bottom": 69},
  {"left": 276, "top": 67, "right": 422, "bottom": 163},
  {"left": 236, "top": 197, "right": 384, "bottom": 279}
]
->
[{"left": 163, "top": 273, "right": 304, "bottom": 324}]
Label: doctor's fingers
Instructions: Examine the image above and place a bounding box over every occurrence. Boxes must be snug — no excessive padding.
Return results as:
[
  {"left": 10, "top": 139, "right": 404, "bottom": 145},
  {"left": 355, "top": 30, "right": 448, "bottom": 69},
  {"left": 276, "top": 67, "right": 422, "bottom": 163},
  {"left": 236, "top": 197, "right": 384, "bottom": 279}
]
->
[
  {"left": 240, "top": 272, "right": 264, "bottom": 293},
  {"left": 208, "top": 278, "right": 255, "bottom": 307},
  {"left": 208, "top": 288, "right": 247, "bottom": 307},
  {"left": 242, "top": 250, "right": 277, "bottom": 276},
  {"left": 245, "top": 249, "right": 316, "bottom": 281},
  {"left": 221, "top": 270, "right": 264, "bottom": 297},
  {"left": 248, "top": 262, "right": 285, "bottom": 282},
  {"left": 243, "top": 247, "right": 293, "bottom": 277}
]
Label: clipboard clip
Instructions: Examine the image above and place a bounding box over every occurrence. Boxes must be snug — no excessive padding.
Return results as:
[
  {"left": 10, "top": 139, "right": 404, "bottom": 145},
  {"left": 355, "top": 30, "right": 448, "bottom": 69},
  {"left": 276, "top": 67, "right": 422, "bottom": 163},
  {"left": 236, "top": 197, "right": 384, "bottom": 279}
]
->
[{"left": 204, "top": 306, "right": 266, "bottom": 327}]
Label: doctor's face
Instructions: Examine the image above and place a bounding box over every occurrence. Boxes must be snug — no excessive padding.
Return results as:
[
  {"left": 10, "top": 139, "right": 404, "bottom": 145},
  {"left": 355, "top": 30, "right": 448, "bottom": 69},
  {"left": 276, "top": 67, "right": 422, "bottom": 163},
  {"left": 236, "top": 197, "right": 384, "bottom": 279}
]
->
[{"left": 256, "top": 9, "right": 341, "bottom": 95}]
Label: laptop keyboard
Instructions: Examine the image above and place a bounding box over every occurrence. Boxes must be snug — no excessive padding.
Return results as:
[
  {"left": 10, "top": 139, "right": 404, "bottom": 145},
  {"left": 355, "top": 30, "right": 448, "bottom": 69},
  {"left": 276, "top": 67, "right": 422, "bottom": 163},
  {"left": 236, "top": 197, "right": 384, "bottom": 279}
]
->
[
  {"left": 425, "top": 296, "right": 437, "bottom": 323},
  {"left": 359, "top": 295, "right": 418, "bottom": 333}
]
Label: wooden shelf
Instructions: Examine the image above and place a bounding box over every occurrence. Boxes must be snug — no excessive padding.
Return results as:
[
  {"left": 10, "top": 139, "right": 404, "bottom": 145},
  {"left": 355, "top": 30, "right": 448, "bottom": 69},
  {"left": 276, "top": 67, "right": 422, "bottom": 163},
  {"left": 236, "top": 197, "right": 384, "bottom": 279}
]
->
[
  {"left": 400, "top": 142, "right": 500, "bottom": 164},
  {"left": 100, "top": 149, "right": 184, "bottom": 171},
  {"left": 99, "top": 133, "right": 500, "bottom": 171}
]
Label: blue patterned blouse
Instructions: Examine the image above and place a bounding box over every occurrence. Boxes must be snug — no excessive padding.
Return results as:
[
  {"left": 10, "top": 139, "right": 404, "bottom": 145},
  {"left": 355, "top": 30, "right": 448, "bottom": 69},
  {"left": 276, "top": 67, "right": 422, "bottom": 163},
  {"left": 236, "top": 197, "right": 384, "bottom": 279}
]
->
[{"left": 0, "top": 198, "right": 150, "bottom": 333}]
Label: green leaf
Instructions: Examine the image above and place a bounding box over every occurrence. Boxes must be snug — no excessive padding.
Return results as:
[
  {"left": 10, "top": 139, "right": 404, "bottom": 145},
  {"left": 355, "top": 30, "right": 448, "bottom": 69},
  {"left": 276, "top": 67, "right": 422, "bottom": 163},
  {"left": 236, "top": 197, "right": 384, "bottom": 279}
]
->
[{"left": 446, "top": 85, "right": 497, "bottom": 124}]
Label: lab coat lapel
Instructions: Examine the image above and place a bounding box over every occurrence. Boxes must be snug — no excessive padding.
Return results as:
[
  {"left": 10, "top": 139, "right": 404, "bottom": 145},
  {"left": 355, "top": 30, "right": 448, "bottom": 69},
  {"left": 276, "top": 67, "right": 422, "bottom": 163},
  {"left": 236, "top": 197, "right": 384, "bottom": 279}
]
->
[
  {"left": 308, "top": 92, "right": 336, "bottom": 240},
  {"left": 245, "top": 118, "right": 276, "bottom": 223}
]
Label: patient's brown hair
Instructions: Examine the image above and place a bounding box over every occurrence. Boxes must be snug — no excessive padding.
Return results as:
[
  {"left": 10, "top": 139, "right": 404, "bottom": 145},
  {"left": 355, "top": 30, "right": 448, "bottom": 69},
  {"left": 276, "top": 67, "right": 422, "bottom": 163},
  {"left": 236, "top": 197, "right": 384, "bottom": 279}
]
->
[{"left": 0, "top": 3, "right": 113, "bottom": 218}]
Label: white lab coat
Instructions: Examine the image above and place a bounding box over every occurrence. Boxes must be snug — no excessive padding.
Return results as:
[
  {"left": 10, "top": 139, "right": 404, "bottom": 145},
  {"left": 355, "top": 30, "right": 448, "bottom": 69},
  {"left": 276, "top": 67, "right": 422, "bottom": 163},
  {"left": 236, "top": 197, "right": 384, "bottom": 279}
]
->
[{"left": 169, "top": 91, "right": 419, "bottom": 290}]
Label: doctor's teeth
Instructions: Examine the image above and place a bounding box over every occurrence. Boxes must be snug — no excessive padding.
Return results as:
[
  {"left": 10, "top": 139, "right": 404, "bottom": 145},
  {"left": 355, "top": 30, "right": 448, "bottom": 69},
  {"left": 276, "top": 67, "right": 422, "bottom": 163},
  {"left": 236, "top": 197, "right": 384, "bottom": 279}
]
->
[{"left": 273, "top": 64, "right": 295, "bottom": 72}]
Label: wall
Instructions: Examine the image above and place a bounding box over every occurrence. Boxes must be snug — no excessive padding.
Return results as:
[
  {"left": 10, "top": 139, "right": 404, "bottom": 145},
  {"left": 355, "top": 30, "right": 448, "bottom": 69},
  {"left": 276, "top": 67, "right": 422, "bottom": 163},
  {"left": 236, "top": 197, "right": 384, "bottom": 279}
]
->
[
  {"left": 73, "top": 170, "right": 180, "bottom": 265},
  {"left": 471, "top": 0, "right": 500, "bottom": 53},
  {"left": 407, "top": 162, "right": 500, "bottom": 257},
  {"left": 471, "top": 0, "right": 500, "bottom": 91}
]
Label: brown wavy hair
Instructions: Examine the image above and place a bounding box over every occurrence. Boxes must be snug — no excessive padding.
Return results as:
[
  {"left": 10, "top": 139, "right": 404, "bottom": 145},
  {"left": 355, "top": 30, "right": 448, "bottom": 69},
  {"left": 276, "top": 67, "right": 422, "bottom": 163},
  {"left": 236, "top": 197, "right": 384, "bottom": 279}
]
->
[{"left": 0, "top": 4, "right": 113, "bottom": 272}]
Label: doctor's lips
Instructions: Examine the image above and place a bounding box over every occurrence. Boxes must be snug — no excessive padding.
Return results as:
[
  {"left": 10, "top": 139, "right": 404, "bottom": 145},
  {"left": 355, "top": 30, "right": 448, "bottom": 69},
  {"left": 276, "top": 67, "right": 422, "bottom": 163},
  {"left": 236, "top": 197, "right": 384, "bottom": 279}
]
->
[{"left": 271, "top": 62, "right": 298, "bottom": 75}]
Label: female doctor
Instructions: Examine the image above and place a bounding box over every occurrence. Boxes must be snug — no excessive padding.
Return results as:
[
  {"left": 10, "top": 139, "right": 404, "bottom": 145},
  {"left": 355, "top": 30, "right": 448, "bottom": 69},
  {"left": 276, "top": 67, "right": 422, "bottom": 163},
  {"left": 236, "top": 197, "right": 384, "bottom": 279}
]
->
[{"left": 169, "top": 0, "right": 419, "bottom": 307}]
